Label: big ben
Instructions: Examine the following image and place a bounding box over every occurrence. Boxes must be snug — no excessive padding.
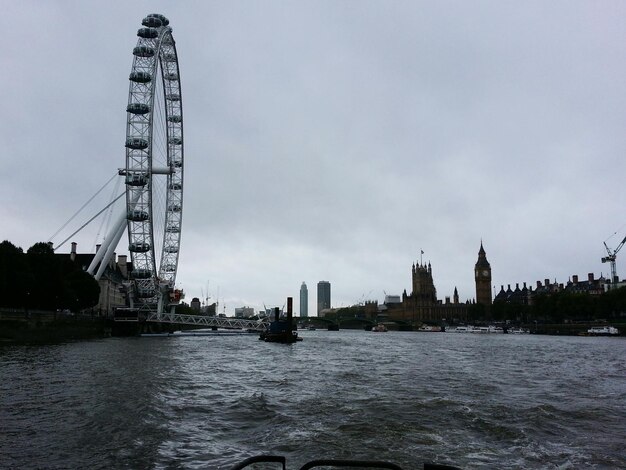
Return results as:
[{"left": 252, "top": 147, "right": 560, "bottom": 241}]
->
[{"left": 475, "top": 242, "right": 492, "bottom": 305}]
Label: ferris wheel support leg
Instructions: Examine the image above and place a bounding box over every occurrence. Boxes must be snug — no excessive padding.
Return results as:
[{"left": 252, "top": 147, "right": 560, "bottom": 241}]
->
[
  {"left": 94, "top": 218, "right": 127, "bottom": 281},
  {"left": 87, "top": 191, "right": 140, "bottom": 277},
  {"left": 87, "top": 211, "right": 126, "bottom": 276}
]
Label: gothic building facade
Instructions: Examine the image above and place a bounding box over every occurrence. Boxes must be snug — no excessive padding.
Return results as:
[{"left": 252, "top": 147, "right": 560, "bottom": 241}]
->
[
  {"left": 377, "top": 258, "right": 468, "bottom": 325},
  {"left": 378, "top": 243, "right": 492, "bottom": 326}
]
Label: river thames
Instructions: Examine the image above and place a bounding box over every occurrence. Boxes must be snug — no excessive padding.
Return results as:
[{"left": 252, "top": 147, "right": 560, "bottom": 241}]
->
[{"left": 1, "top": 330, "right": 625, "bottom": 469}]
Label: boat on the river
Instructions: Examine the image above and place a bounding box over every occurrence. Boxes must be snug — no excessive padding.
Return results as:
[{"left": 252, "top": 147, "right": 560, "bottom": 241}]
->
[
  {"left": 417, "top": 325, "right": 443, "bottom": 332},
  {"left": 371, "top": 323, "right": 388, "bottom": 332},
  {"left": 449, "top": 326, "right": 470, "bottom": 333},
  {"left": 508, "top": 327, "right": 530, "bottom": 334},
  {"left": 259, "top": 327, "right": 300, "bottom": 343},
  {"left": 587, "top": 326, "right": 620, "bottom": 336},
  {"left": 447, "top": 325, "right": 504, "bottom": 333},
  {"left": 259, "top": 300, "right": 302, "bottom": 343},
  {"left": 473, "top": 325, "right": 504, "bottom": 333}
]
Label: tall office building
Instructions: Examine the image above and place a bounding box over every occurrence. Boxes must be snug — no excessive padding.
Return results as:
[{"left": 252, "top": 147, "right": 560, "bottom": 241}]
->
[
  {"left": 300, "top": 282, "right": 308, "bottom": 317},
  {"left": 317, "top": 280, "right": 331, "bottom": 316}
]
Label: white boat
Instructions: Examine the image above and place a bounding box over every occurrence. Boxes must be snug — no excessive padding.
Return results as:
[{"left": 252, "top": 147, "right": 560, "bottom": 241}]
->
[
  {"left": 508, "top": 327, "right": 530, "bottom": 334},
  {"left": 417, "top": 325, "right": 442, "bottom": 332},
  {"left": 450, "top": 326, "right": 470, "bottom": 333},
  {"left": 470, "top": 325, "right": 504, "bottom": 334},
  {"left": 587, "top": 326, "right": 620, "bottom": 336}
]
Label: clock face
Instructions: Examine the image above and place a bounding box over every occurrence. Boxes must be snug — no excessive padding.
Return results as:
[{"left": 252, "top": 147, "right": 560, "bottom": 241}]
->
[{"left": 476, "top": 269, "right": 489, "bottom": 278}]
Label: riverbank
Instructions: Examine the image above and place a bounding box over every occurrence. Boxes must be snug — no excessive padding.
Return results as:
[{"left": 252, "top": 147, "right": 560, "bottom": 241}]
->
[
  {"left": 524, "top": 321, "right": 625, "bottom": 336},
  {"left": 0, "top": 309, "right": 207, "bottom": 343},
  {"left": 0, "top": 310, "right": 111, "bottom": 344}
]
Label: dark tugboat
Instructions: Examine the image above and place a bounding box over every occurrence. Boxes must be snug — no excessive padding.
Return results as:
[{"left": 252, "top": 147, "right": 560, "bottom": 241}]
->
[{"left": 259, "top": 297, "right": 302, "bottom": 343}]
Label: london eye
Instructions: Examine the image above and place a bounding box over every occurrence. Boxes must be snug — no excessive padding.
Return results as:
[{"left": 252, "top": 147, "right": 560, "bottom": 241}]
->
[
  {"left": 122, "top": 13, "right": 184, "bottom": 312},
  {"left": 70, "top": 14, "right": 182, "bottom": 317},
  {"left": 53, "top": 14, "right": 184, "bottom": 315}
]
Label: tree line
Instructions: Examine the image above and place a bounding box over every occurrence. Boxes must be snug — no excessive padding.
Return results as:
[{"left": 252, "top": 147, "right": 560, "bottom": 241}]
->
[{"left": 0, "top": 240, "right": 100, "bottom": 312}]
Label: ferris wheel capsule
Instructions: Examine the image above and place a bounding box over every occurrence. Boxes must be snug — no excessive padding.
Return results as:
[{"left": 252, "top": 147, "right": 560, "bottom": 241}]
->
[
  {"left": 126, "top": 103, "right": 150, "bottom": 115},
  {"left": 133, "top": 45, "right": 155, "bottom": 58},
  {"left": 146, "top": 13, "right": 169, "bottom": 26},
  {"left": 129, "top": 71, "right": 152, "bottom": 83},
  {"left": 130, "top": 269, "right": 152, "bottom": 279},
  {"left": 137, "top": 27, "right": 158, "bottom": 39},
  {"left": 142, "top": 16, "right": 162, "bottom": 28},
  {"left": 125, "top": 137, "right": 148, "bottom": 150}
]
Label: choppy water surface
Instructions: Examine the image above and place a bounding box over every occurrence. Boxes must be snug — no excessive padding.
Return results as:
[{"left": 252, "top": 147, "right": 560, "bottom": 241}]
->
[{"left": 1, "top": 331, "right": 625, "bottom": 469}]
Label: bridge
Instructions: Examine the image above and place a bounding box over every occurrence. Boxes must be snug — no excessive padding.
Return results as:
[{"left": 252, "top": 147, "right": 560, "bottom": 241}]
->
[
  {"left": 149, "top": 312, "right": 270, "bottom": 331},
  {"left": 113, "top": 309, "right": 270, "bottom": 331}
]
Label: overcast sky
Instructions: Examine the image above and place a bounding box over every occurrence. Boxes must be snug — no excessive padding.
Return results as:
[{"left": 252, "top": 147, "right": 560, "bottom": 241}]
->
[{"left": 2, "top": 1, "right": 625, "bottom": 315}]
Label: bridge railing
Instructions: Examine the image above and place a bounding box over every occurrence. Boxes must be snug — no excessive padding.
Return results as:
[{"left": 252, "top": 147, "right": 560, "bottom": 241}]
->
[{"left": 145, "top": 312, "right": 269, "bottom": 331}]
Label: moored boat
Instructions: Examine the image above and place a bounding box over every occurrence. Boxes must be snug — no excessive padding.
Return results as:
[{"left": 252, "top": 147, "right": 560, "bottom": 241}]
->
[
  {"left": 417, "top": 325, "right": 443, "bottom": 332},
  {"left": 471, "top": 325, "right": 504, "bottom": 334},
  {"left": 449, "top": 326, "right": 470, "bottom": 333},
  {"left": 259, "top": 298, "right": 302, "bottom": 343},
  {"left": 372, "top": 323, "right": 388, "bottom": 332},
  {"left": 587, "top": 326, "right": 620, "bottom": 336},
  {"left": 447, "top": 325, "right": 504, "bottom": 333},
  {"left": 508, "top": 327, "right": 530, "bottom": 334}
]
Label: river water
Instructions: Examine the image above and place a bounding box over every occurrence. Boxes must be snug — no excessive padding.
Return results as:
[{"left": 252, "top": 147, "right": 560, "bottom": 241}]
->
[{"left": 1, "top": 330, "right": 625, "bottom": 469}]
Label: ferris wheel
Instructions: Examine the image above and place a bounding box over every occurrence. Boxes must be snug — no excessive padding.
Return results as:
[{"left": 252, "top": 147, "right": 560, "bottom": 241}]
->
[{"left": 123, "top": 13, "right": 184, "bottom": 312}]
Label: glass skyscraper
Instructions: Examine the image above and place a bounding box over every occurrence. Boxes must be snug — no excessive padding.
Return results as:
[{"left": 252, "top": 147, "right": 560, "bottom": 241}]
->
[
  {"left": 317, "top": 280, "right": 331, "bottom": 316},
  {"left": 300, "top": 282, "right": 308, "bottom": 317}
]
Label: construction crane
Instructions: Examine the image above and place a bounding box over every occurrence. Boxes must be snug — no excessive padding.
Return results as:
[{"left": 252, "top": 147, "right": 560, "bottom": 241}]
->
[{"left": 602, "top": 234, "right": 626, "bottom": 284}]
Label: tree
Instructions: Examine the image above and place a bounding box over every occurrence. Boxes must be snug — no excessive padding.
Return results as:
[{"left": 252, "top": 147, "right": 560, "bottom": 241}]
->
[
  {"left": 26, "top": 242, "right": 62, "bottom": 309},
  {"left": 599, "top": 286, "right": 626, "bottom": 320},
  {"left": 65, "top": 268, "right": 100, "bottom": 310},
  {"left": 0, "top": 240, "right": 29, "bottom": 307},
  {"left": 0, "top": 241, "right": 101, "bottom": 311}
]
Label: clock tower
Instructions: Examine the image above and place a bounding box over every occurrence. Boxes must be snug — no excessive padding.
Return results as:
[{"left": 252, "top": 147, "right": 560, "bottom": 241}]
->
[{"left": 475, "top": 242, "right": 492, "bottom": 305}]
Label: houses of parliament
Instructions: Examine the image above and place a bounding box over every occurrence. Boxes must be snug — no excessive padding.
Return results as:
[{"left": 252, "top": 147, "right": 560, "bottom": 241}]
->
[{"left": 379, "top": 242, "right": 492, "bottom": 325}]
